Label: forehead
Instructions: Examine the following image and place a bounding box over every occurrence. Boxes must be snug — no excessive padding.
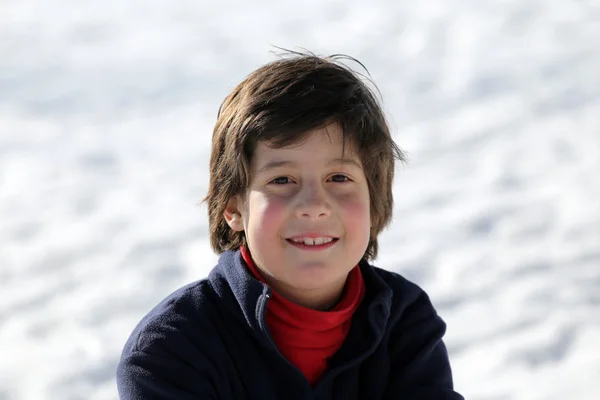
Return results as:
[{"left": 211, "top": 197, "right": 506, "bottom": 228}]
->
[{"left": 252, "top": 124, "right": 361, "bottom": 167}]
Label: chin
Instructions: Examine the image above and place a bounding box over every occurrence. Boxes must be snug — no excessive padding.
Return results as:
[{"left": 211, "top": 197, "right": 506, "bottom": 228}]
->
[{"left": 289, "top": 263, "right": 347, "bottom": 284}]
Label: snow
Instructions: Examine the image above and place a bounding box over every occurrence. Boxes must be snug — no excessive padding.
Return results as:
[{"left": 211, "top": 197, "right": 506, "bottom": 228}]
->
[{"left": 1, "top": 0, "right": 599, "bottom": 399}]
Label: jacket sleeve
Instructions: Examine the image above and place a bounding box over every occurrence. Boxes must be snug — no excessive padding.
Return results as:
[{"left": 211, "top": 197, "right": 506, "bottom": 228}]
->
[
  {"left": 383, "top": 290, "right": 464, "bottom": 400},
  {"left": 117, "top": 349, "right": 219, "bottom": 400}
]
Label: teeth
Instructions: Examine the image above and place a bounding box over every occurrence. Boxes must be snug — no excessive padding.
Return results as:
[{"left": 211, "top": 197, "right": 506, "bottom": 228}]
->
[{"left": 291, "top": 237, "right": 334, "bottom": 246}]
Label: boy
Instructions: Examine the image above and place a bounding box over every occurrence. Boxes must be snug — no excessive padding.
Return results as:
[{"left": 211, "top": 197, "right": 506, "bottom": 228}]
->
[{"left": 117, "top": 51, "right": 464, "bottom": 399}]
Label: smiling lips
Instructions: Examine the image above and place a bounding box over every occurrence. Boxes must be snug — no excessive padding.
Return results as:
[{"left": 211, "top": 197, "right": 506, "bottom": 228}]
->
[
  {"left": 286, "top": 235, "right": 339, "bottom": 250},
  {"left": 290, "top": 237, "right": 334, "bottom": 245}
]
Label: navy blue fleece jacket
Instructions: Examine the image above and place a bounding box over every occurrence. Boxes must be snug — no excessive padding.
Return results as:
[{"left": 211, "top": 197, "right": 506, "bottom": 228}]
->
[{"left": 116, "top": 249, "right": 464, "bottom": 399}]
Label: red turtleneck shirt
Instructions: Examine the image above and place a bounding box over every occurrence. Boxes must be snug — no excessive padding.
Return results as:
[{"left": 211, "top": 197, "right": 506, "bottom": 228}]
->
[{"left": 240, "top": 246, "right": 366, "bottom": 386}]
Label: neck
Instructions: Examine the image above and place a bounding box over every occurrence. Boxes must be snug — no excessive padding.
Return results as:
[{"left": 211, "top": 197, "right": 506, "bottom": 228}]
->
[
  {"left": 239, "top": 246, "right": 351, "bottom": 310},
  {"left": 266, "top": 277, "right": 347, "bottom": 311}
]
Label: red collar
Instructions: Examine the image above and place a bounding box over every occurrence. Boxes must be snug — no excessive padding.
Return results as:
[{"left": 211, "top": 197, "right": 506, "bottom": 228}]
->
[{"left": 240, "top": 246, "right": 365, "bottom": 386}]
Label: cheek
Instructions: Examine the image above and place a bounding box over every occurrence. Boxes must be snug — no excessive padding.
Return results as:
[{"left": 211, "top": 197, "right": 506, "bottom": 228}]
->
[
  {"left": 247, "top": 192, "right": 288, "bottom": 236},
  {"left": 340, "top": 194, "right": 371, "bottom": 233}
]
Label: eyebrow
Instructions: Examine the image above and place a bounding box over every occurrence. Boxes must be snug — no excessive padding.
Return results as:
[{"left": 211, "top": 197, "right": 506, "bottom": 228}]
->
[{"left": 257, "top": 158, "right": 362, "bottom": 174}]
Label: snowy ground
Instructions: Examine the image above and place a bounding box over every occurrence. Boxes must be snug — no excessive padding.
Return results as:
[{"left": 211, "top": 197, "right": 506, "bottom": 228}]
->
[{"left": 1, "top": 0, "right": 599, "bottom": 399}]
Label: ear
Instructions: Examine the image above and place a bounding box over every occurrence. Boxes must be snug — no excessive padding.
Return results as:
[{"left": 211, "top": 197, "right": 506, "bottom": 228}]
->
[{"left": 223, "top": 197, "right": 244, "bottom": 232}]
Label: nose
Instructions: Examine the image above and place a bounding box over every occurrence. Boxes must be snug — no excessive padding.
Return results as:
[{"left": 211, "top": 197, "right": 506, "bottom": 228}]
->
[{"left": 295, "top": 183, "right": 331, "bottom": 220}]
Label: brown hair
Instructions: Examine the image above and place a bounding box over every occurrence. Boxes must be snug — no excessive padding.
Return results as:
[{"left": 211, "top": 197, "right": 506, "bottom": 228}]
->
[{"left": 203, "top": 50, "right": 405, "bottom": 261}]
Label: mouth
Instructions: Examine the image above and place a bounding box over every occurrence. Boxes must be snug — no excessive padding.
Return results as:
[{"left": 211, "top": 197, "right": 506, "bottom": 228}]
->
[{"left": 285, "top": 236, "right": 340, "bottom": 251}]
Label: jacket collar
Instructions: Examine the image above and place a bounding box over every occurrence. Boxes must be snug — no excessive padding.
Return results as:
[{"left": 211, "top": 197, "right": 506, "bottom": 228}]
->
[
  {"left": 208, "top": 249, "right": 393, "bottom": 352},
  {"left": 208, "top": 250, "right": 271, "bottom": 343}
]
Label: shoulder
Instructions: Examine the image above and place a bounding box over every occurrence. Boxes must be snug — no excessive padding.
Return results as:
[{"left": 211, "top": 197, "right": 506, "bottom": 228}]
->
[
  {"left": 366, "top": 267, "right": 462, "bottom": 398},
  {"left": 369, "top": 266, "right": 445, "bottom": 334},
  {"left": 120, "top": 278, "right": 221, "bottom": 358},
  {"left": 370, "top": 266, "right": 424, "bottom": 304},
  {"left": 116, "top": 278, "right": 233, "bottom": 399},
  {"left": 365, "top": 266, "right": 462, "bottom": 398}
]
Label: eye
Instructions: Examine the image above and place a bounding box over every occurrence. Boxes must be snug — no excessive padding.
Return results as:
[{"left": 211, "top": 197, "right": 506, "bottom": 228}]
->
[
  {"left": 269, "top": 176, "right": 292, "bottom": 185},
  {"left": 330, "top": 174, "right": 351, "bottom": 183}
]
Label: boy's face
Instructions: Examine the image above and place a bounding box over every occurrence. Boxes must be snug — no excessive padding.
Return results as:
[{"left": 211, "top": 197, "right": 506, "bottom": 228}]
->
[{"left": 224, "top": 123, "right": 371, "bottom": 309}]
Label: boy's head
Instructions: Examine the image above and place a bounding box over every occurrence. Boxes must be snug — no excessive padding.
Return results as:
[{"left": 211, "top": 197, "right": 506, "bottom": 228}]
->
[{"left": 204, "top": 51, "right": 404, "bottom": 306}]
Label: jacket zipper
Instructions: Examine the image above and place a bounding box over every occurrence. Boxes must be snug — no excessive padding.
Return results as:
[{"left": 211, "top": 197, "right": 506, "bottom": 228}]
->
[{"left": 259, "top": 292, "right": 314, "bottom": 392}]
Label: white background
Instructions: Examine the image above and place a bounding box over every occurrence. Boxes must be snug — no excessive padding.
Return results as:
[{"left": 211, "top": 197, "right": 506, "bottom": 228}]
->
[{"left": 1, "top": 1, "right": 599, "bottom": 399}]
